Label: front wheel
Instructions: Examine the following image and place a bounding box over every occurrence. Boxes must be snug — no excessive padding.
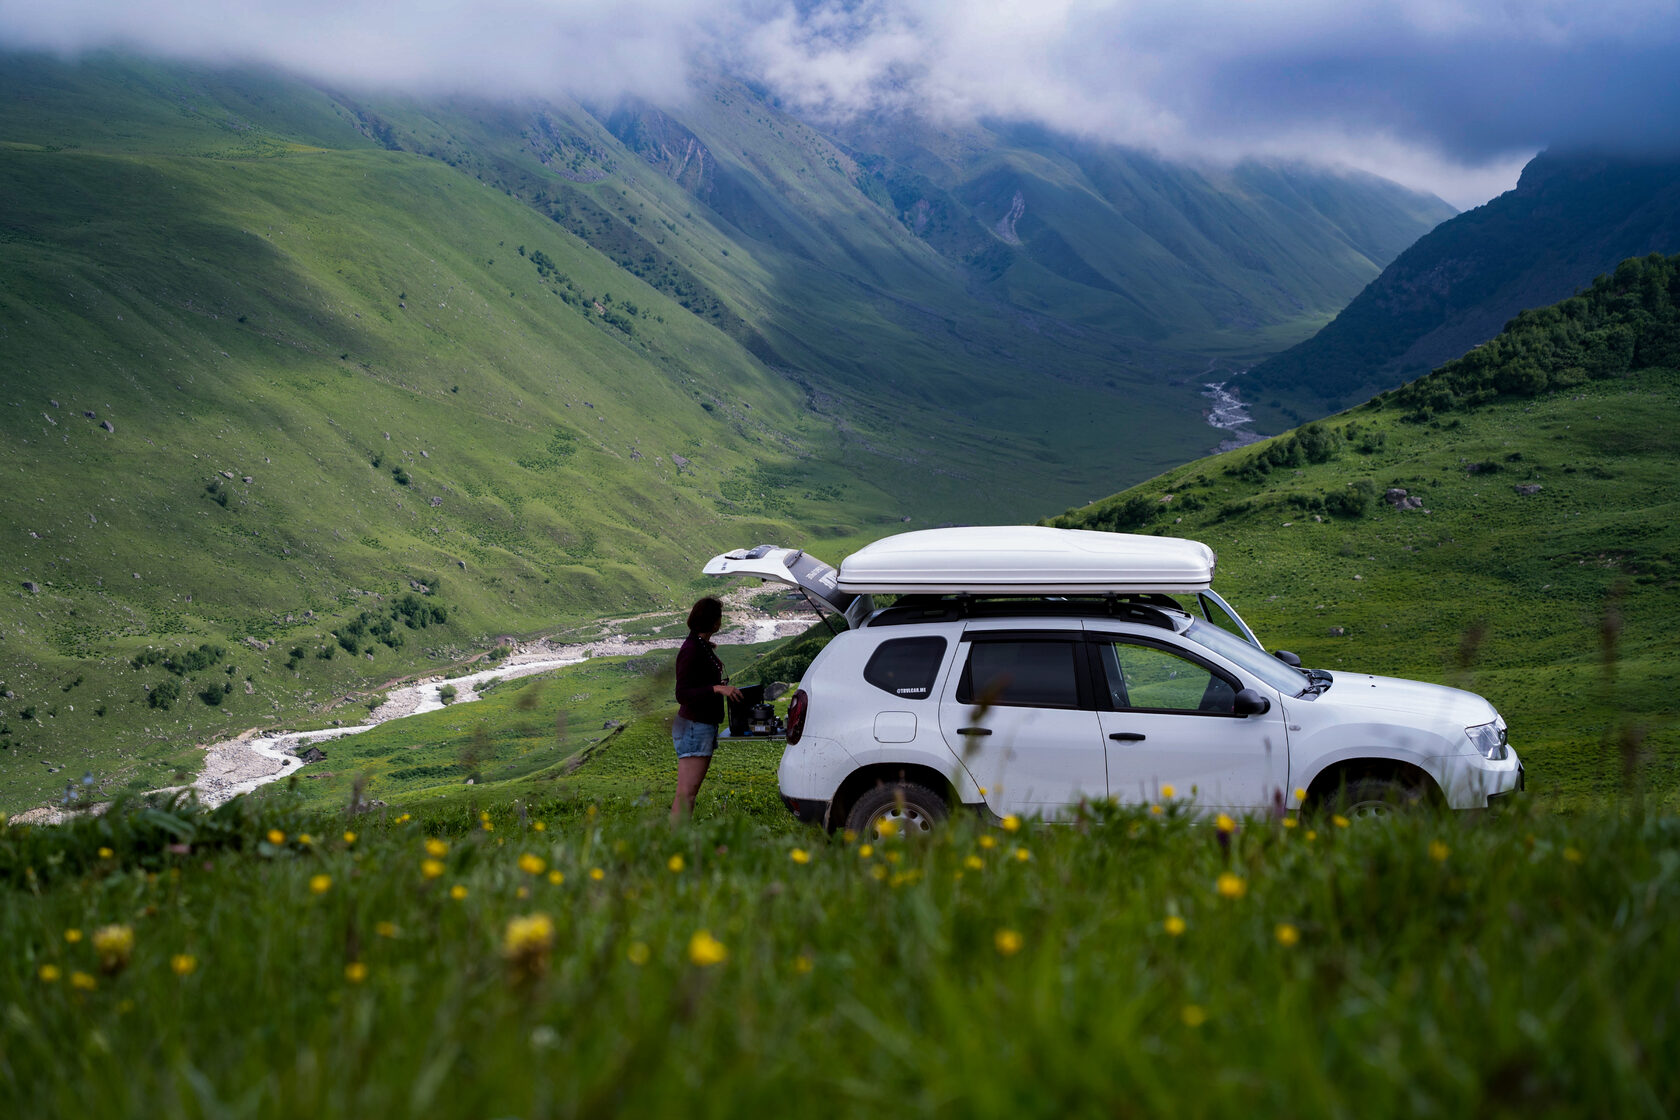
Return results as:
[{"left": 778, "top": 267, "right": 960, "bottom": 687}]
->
[
  {"left": 1329, "top": 777, "right": 1426, "bottom": 819},
  {"left": 845, "top": 781, "right": 948, "bottom": 839}
]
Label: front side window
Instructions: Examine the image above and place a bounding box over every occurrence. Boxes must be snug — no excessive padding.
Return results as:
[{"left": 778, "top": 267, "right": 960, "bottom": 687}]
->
[
  {"left": 862, "top": 636, "right": 948, "bottom": 699},
  {"left": 957, "top": 639, "right": 1082, "bottom": 709},
  {"left": 1100, "top": 641, "right": 1238, "bottom": 714}
]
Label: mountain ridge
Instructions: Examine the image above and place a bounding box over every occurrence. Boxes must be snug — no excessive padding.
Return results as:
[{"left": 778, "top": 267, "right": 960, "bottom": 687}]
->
[{"left": 1241, "top": 149, "right": 1680, "bottom": 423}]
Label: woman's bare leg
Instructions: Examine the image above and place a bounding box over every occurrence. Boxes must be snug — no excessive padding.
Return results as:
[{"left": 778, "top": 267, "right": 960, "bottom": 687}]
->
[{"left": 671, "top": 754, "right": 713, "bottom": 821}]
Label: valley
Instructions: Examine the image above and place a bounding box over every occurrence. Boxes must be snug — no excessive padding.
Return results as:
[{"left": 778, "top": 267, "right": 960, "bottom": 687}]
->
[{"left": 0, "top": 52, "right": 1456, "bottom": 812}]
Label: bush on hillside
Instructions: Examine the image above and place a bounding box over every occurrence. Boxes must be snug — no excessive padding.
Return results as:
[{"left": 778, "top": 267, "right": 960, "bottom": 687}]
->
[{"left": 1387, "top": 252, "right": 1680, "bottom": 420}]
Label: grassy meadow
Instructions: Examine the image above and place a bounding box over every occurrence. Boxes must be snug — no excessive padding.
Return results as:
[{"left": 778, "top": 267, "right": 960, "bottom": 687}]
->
[{"left": 4, "top": 782, "right": 1677, "bottom": 1116}]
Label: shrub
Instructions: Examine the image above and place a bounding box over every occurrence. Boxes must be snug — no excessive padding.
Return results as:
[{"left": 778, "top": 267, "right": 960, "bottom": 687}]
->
[
  {"left": 1325, "top": 480, "right": 1377, "bottom": 518},
  {"left": 439, "top": 684, "right": 459, "bottom": 704}
]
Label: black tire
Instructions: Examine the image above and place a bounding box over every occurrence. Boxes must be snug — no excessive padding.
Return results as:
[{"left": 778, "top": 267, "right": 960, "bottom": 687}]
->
[
  {"left": 844, "top": 781, "right": 948, "bottom": 838},
  {"left": 1326, "top": 776, "right": 1425, "bottom": 819}
]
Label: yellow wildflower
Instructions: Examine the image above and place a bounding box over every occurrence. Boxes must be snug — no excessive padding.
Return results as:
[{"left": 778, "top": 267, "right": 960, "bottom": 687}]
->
[
  {"left": 586, "top": 804, "right": 598, "bottom": 818},
  {"left": 98, "top": 846, "right": 114, "bottom": 859},
  {"left": 994, "top": 929, "right": 1023, "bottom": 956},
  {"left": 547, "top": 869, "right": 564, "bottom": 885},
  {"left": 533, "top": 821, "right": 547, "bottom": 832},
  {"left": 93, "top": 924, "right": 135, "bottom": 973},
  {"left": 39, "top": 964, "right": 61, "bottom": 983},
  {"left": 1282, "top": 817, "right": 1299, "bottom": 830},
  {"left": 503, "top": 913, "right": 556, "bottom": 976},
  {"left": 842, "top": 829, "right": 858, "bottom": 844},
  {"left": 589, "top": 867, "right": 605, "bottom": 882},
  {"left": 1150, "top": 803, "right": 1164, "bottom": 815},
  {"left": 64, "top": 928, "right": 83, "bottom": 944},
  {"left": 1275, "top": 923, "right": 1301, "bottom": 947},
  {"left": 518, "top": 853, "right": 546, "bottom": 875},
  {"left": 425, "top": 838, "right": 449, "bottom": 858},
  {"left": 420, "top": 858, "right": 445, "bottom": 879},
  {"left": 267, "top": 829, "right": 285, "bottom": 845},
  {"left": 309, "top": 874, "right": 332, "bottom": 895},
  {"left": 344, "top": 961, "right": 368, "bottom": 984},
  {"left": 450, "top": 884, "right": 468, "bottom": 901},
  {"left": 870, "top": 864, "right": 888, "bottom": 881},
  {"left": 790, "top": 848, "right": 811, "bottom": 864},
  {"left": 1181, "top": 1004, "right": 1207, "bottom": 1028},
  {"left": 171, "top": 954, "right": 197, "bottom": 976},
  {"left": 1164, "top": 914, "right": 1187, "bottom": 937},
  {"left": 298, "top": 834, "right": 313, "bottom": 846},
  {"left": 1563, "top": 847, "right": 1584, "bottom": 864},
  {"left": 1332, "top": 814, "right": 1350, "bottom": 829},
  {"left": 886, "top": 851, "right": 902, "bottom": 864},
  {"left": 858, "top": 844, "right": 874, "bottom": 859},
  {"left": 1294, "top": 787, "right": 1307, "bottom": 801},
  {"left": 1305, "top": 829, "right": 1318, "bottom": 842},
  {"left": 71, "top": 971, "right": 97, "bottom": 992},
  {"left": 964, "top": 854, "right": 984, "bottom": 870},
  {"left": 876, "top": 818, "right": 899, "bottom": 838},
  {"left": 343, "top": 831, "right": 357, "bottom": 845},
  {"left": 667, "top": 854, "right": 685, "bottom": 873},
  {"left": 1428, "top": 840, "right": 1450, "bottom": 862},
  {"left": 1214, "top": 813, "right": 1237, "bottom": 834},
  {"left": 517, "top": 886, "right": 531, "bottom": 900},
  {"left": 1014, "top": 847, "right": 1031, "bottom": 863},
  {"left": 1215, "top": 872, "right": 1247, "bottom": 899},
  {"left": 688, "top": 930, "right": 728, "bottom": 967},
  {"left": 627, "top": 941, "right": 651, "bottom": 966},
  {"left": 375, "top": 921, "right": 398, "bottom": 938},
  {"left": 793, "top": 954, "right": 814, "bottom": 974},
  {"left": 1161, "top": 784, "right": 1176, "bottom": 799},
  {"left": 1001, "top": 814, "right": 1021, "bottom": 833},
  {"left": 978, "top": 835, "right": 996, "bottom": 850}
]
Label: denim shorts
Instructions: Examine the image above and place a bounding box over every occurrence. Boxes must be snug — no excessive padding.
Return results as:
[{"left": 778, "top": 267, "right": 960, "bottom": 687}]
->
[{"left": 672, "top": 716, "right": 720, "bottom": 759}]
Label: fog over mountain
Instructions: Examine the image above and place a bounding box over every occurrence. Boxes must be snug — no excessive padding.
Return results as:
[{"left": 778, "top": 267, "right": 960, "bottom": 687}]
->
[{"left": 6, "top": 1, "right": 1679, "bottom": 208}]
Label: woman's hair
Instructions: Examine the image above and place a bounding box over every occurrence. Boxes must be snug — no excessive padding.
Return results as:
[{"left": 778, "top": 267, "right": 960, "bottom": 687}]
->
[{"left": 686, "top": 596, "right": 724, "bottom": 635}]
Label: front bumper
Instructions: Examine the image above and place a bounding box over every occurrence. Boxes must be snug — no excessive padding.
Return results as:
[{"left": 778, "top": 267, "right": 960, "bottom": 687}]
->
[{"left": 1486, "top": 763, "right": 1526, "bottom": 805}]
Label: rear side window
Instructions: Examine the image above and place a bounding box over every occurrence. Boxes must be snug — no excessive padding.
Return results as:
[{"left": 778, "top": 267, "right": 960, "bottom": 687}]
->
[
  {"left": 957, "top": 640, "right": 1082, "bottom": 709},
  {"left": 863, "top": 637, "right": 948, "bottom": 700}
]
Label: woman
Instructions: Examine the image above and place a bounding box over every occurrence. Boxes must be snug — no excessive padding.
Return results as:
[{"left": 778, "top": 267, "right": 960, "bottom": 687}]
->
[{"left": 670, "top": 596, "right": 742, "bottom": 821}]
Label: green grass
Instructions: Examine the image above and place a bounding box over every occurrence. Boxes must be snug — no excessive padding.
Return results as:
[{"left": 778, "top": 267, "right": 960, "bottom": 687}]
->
[{"left": 3, "top": 791, "right": 1677, "bottom": 1116}]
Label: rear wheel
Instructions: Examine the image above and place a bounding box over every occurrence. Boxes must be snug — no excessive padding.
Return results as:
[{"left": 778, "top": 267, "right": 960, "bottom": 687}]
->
[{"left": 845, "top": 782, "right": 948, "bottom": 839}]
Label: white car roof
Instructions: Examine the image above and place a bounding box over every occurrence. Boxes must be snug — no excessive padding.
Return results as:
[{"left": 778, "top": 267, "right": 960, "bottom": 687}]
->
[{"left": 835, "top": 526, "right": 1216, "bottom": 594}]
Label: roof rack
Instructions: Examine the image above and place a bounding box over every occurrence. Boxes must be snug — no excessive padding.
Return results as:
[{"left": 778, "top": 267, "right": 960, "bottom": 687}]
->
[{"left": 867, "top": 594, "right": 1183, "bottom": 630}]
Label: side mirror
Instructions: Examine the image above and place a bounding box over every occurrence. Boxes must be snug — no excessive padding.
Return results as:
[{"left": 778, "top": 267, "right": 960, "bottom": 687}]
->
[
  {"left": 1272, "top": 649, "right": 1302, "bottom": 668},
  {"left": 1234, "top": 688, "right": 1271, "bottom": 715}
]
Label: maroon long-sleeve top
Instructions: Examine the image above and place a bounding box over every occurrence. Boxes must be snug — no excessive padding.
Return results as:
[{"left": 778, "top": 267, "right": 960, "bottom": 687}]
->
[{"left": 674, "top": 633, "right": 726, "bottom": 724}]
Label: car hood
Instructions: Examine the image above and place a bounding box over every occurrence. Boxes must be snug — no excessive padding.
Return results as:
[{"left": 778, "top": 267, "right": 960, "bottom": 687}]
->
[{"left": 1315, "top": 673, "right": 1497, "bottom": 728}]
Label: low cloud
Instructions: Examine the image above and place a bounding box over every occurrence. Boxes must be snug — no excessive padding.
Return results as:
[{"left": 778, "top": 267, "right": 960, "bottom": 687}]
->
[{"left": 5, "top": 0, "right": 1678, "bottom": 207}]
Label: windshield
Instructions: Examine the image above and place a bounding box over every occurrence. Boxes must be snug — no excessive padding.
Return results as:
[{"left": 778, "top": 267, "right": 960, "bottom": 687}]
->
[{"left": 1182, "top": 618, "right": 1311, "bottom": 696}]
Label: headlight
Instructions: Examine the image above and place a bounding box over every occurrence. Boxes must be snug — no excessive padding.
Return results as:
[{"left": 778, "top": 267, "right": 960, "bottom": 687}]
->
[{"left": 1466, "top": 720, "right": 1508, "bottom": 761}]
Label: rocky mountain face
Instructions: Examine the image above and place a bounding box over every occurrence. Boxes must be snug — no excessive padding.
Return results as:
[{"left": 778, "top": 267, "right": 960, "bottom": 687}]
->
[{"left": 1242, "top": 150, "right": 1680, "bottom": 422}]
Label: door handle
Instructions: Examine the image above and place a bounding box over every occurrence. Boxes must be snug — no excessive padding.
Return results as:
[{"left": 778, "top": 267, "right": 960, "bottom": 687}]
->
[
  {"left": 1108, "top": 732, "right": 1146, "bottom": 742},
  {"left": 958, "top": 727, "right": 992, "bottom": 737}
]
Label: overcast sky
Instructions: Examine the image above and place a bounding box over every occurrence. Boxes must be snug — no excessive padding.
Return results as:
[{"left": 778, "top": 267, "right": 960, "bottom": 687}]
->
[{"left": 5, "top": 1, "right": 1679, "bottom": 209}]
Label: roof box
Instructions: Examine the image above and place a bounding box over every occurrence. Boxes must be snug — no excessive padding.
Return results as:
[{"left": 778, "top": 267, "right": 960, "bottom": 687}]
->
[{"left": 835, "top": 526, "right": 1216, "bottom": 594}]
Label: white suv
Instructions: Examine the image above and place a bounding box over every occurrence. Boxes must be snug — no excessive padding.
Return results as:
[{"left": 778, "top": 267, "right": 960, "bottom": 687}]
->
[{"left": 707, "top": 527, "right": 1524, "bottom": 834}]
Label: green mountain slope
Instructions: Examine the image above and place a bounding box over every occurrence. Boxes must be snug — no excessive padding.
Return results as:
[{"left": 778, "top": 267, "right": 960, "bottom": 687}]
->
[
  {"left": 1050, "top": 253, "right": 1680, "bottom": 798},
  {"left": 251, "top": 255, "right": 1680, "bottom": 817},
  {"left": 0, "top": 52, "right": 1451, "bottom": 812},
  {"left": 1242, "top": 150, "right": 1680, "bottom": 424}
]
